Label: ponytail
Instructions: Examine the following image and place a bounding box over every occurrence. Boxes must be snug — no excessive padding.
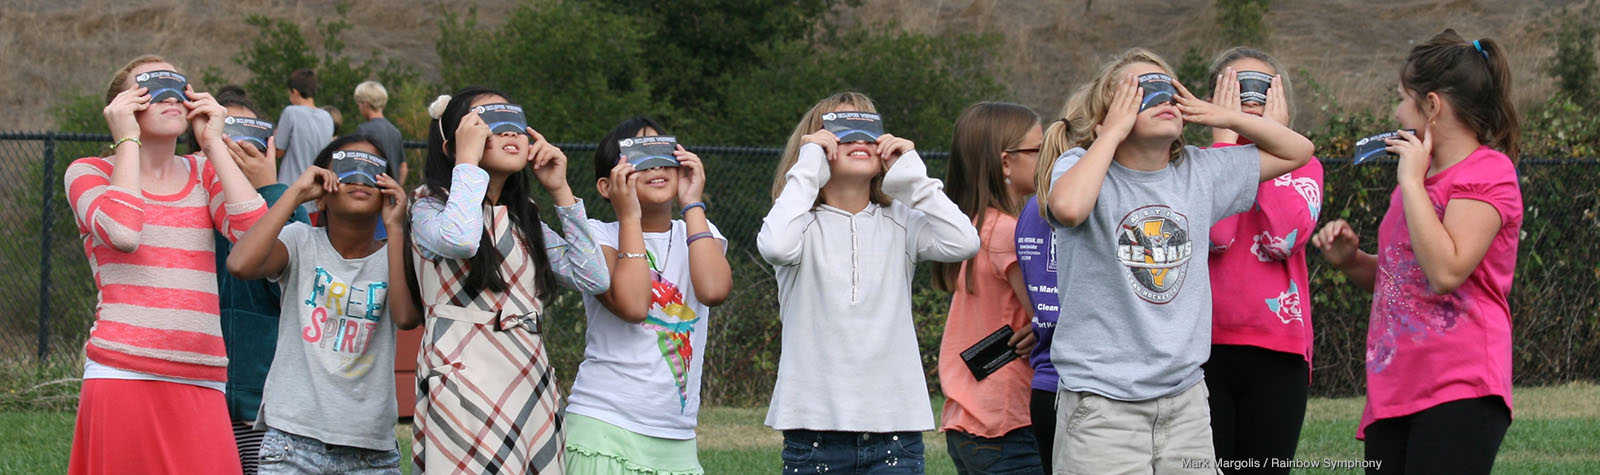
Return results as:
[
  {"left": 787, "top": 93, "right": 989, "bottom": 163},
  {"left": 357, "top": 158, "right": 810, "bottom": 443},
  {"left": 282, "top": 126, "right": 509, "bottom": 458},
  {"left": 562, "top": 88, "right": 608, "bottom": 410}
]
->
[{"left": 1401, "top": 29, "right": 1521, "bottom": 161}]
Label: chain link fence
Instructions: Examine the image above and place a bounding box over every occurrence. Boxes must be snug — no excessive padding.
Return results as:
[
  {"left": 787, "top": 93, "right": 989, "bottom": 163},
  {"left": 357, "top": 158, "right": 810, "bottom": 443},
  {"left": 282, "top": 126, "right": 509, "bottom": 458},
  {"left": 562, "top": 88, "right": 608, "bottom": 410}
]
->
[{"left": 2, "top": 131, "right": 1595, "bottom": 406}]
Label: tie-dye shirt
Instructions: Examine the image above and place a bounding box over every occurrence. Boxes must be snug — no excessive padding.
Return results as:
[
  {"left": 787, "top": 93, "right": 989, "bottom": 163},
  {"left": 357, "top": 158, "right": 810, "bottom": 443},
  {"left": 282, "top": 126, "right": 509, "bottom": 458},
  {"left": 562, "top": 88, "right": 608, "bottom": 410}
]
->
[
  {"left": 568, "top": 219, "right": 726, "bottom": 439},
  {"left": 1359, "top": 146, "right": 1522, "bottom": 438}
]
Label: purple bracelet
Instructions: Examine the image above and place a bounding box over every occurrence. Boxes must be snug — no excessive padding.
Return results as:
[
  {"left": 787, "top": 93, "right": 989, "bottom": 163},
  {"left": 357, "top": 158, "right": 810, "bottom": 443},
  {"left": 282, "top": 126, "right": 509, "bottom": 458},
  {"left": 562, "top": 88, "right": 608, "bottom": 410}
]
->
[{"left": 686, "top": 231, "right": 716, "bottom": 246}]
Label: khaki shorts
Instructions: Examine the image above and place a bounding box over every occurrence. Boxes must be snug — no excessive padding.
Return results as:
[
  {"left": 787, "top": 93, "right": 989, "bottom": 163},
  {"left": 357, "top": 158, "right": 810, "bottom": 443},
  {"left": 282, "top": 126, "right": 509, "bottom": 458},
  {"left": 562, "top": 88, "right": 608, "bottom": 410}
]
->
[{"left": 1053, "top": 383, "right": 1218, "bottom": 475}]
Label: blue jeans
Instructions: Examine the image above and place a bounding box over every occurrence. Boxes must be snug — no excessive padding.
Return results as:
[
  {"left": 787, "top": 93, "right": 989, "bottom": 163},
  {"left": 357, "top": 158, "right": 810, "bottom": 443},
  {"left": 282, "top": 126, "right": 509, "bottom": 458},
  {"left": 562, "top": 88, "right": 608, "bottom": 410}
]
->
[
  {"left": 945, "top": 428, "right": 1044, "bottom": 475},
  {"left": 258, "top": 427, "right": 402, "bottom": 475},
  {"left": 781, "top": 430, "right": 925, "bottom": 474}
]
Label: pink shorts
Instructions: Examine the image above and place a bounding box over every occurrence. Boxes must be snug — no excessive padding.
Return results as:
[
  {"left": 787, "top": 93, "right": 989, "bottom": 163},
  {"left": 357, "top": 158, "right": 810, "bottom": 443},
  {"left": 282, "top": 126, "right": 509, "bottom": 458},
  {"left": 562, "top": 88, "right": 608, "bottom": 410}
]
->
[{"left": 69, "top": 378, "right": 242, "bottom": 475}]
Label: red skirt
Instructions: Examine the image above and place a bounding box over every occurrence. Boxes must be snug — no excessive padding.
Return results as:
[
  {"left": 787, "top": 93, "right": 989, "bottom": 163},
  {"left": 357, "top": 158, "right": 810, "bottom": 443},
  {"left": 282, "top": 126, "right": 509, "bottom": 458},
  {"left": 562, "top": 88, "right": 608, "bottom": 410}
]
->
[{"left": 69, "top": 378, "right": 242, "bottom": 475}]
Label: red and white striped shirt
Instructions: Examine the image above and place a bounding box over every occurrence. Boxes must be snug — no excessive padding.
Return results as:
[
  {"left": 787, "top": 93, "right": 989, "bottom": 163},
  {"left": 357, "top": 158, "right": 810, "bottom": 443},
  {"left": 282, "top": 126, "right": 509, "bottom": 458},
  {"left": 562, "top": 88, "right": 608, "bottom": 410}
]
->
[{"left": 66, "top": 154, "right": 266, "bottom": 382}]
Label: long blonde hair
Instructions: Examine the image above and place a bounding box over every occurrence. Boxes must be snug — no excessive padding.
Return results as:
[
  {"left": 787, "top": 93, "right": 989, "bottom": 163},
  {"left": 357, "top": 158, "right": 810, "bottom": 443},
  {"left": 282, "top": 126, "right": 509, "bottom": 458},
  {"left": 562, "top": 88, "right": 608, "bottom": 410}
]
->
[
  {"left": 106, "top": 55, "right": 170, "bottom": 105},
  {"left": 933, "top": 102, "right": 1039, "bottom": 293},
  {"left": 770, "top": 92, "right": 892, "bottom": 206},
  {"left": 1035, "top": 48, "right": 1183, "bottom": 212}
]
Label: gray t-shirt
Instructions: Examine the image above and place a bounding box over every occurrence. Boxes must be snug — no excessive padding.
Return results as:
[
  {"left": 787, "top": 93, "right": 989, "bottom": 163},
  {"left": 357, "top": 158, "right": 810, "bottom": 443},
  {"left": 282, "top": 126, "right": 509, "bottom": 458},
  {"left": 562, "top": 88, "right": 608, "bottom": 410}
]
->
[
  {"left": 258, "top": 222, "right": 397, "bottom": 450},
  {"left": 356, "top": 117, "right": 406, "bottom": 179},
  {"left": 1047, "top": 145, "right": 1258, "bottom": 401},
  {"left": 275, "top": 105, "right": 335, "bottom": 185}
]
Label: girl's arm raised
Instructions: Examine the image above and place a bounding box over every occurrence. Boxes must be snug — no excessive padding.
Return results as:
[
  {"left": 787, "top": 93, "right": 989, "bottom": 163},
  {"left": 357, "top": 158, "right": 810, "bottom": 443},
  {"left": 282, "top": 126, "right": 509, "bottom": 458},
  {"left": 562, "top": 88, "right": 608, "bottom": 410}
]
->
[
  {"left": 1176, "top": 76, "right": 1313, "bottom": 182},
  {"left": 594, "top": 161, "right": 651, "bottom": 322},
  {"left": 676, "top": 148, "right": 732, "bottom": 306},
  {"left": 409, "top": 164, "right": 489, "bottom": 260},
  {"left": 758, "top": 139, "right": 833, "bottom": 266},
  {"left": 876, "top": 136, "right": 978, "bottom": 262},
  {"left": 69, "top": 87, "right": 152, "bottom": 252},
  {"left": 1389, "top": 129, "right": 1505, "bottom": 294},
  {"left": 541, "top": 200, "right": 612, "bottom": 295},
  {"left": 189, "top": 87, "right": 266, "bottom": 214},
  {"left": 1048, "top": 74, "right": 1139, "bottom": 227},
  {"left": 378, "top": 174, "right": 421, "bottom": 330},
  {"left": 228, "top": 167, "right": 336, "bottom": 280}
]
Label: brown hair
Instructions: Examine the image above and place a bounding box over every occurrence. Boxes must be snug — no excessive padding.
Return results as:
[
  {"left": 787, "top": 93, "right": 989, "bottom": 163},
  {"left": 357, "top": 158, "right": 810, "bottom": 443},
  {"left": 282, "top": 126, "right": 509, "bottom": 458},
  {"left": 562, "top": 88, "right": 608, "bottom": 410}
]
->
[
  {"left": 1035, "top": 48, "right": 1182, "bottom": 212},
  {"left": 770, "top": 92, "right": 892, "bottom": 206},
  {"left": 933, "top": 102, "right": 1040, "bottom": 293},
  {"left": 105, "top": 55, "right": 169, "bottom": 105},
  {"left": 1207, "top": 46, "right": 1296, "bottom": 127},
  {"left": 1401, "top": 29, "right": 1520, "bottom": 160},
  {"left": 288, "top": 69, "right": 318, "bottom": 99}
]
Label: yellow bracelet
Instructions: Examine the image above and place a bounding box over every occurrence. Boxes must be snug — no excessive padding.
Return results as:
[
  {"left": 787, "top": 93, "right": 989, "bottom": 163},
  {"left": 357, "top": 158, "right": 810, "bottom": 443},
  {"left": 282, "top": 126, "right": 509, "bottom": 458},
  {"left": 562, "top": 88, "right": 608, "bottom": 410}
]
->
[{"left": 108, "top": 137, "right": 141, "bottom": 152}]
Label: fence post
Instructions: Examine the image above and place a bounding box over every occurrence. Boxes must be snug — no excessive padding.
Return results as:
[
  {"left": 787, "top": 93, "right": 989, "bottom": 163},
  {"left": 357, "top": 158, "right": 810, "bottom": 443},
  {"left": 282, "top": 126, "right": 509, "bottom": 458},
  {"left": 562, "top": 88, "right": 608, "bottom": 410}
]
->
[{"left": 37, "top": 132, "right": 56, "bottom": 361}]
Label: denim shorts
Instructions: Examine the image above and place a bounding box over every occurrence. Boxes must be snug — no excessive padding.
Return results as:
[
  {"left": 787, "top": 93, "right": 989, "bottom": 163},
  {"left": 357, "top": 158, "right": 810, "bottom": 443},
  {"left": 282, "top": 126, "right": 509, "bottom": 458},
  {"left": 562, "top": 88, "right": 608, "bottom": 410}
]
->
[
  {"left": 258, "top": 427, "right": 402, "bottom": 475},
  {"left": 781, "top": 430, "right": 925, "bottom": 474}
]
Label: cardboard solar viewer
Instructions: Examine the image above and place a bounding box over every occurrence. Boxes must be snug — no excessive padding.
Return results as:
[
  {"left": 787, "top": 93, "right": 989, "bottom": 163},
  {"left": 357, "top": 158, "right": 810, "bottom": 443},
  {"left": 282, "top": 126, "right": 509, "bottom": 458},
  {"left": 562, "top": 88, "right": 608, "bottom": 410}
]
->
[
  {"left": 620, "top": 135, "right": 680, "bottom": 170},
  {"left": 473, "top": 103, "right": 529, "bottom": 135},
  {"left": 822, "top": 111, "right": 884, "bottom": 143},
  {"left": 961, "top": 325, "right": 1019, "bottom": 381},
  {"left": 1353, "top": 129, "right": 1417, "bottom": 165},
  {"left": 1237, "top": 70, "right": 1274, "bottom": 105},
  {"left": 1137, "top": 73, "right": 1178, "bottom": 112},
  {"left": 223, "top": 116, "right": 274, "bottom": 153},
  {"left": 329, "top": 150, "right": 389, "bottom": 186},
  {"left": 135, "top": 70, "right": 189, "bottom": 102}
]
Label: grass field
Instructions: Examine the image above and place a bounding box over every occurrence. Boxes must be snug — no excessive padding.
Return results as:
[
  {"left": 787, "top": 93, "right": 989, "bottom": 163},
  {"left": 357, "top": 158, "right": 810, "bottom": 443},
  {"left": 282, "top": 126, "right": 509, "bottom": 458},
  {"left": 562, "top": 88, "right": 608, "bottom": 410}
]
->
[{"left": 3, "top": 383, "right": 1597, "bottom": 474}]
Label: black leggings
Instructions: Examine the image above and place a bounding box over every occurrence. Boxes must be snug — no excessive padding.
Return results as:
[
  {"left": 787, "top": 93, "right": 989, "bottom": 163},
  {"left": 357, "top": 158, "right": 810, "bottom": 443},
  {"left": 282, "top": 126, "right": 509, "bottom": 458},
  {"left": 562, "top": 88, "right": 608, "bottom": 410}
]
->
[
  {"left": 1203, "top": 344, "right": 1309, "bottom": 474},
  {"left": 1030, "top": 389, "right": 1055, "bottom": 474},
  {"left": 1363, "top": 396, "right": 1510, "bottom": 475}
]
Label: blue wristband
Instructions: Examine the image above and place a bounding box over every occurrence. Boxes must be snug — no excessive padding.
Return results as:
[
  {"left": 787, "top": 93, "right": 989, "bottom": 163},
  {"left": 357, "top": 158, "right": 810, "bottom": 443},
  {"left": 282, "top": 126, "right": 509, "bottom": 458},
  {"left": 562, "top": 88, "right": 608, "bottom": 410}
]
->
[{"left": 681, "top": 201, "right": 707, "bottom": 216}]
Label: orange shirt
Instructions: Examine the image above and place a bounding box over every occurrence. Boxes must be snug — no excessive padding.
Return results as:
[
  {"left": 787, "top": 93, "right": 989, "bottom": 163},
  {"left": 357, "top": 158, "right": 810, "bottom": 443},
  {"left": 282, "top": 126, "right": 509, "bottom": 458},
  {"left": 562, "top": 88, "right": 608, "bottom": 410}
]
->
[{"left": 938, "top": 208, "right": 1033, "bottom": 437}]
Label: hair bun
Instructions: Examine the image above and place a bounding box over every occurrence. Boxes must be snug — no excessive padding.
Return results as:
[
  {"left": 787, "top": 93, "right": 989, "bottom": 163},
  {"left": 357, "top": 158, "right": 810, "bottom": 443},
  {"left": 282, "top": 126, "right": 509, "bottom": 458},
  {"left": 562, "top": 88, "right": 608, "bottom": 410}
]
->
[{"left": 427, "top": 95, "right": 451, "bottom": 120}]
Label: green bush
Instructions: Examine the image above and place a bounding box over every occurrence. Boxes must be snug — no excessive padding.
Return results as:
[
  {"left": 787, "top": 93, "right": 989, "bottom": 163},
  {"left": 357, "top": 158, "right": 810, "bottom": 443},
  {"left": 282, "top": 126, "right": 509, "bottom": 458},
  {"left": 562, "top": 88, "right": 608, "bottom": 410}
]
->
[
  {"left": 1215, "top": 0, "right": 1270, "bottom": 46},
  {"left": 1544, "top": 1, "right": 1599, "bottom": 108}
]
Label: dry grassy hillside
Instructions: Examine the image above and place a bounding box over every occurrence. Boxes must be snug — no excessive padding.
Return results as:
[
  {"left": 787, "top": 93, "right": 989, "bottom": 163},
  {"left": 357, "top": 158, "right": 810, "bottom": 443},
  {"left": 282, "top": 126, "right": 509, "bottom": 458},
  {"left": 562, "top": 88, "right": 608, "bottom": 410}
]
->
[
  {"left": 841, "top": 0, "right": 1587, "bottom": 128},
  {"left": 0, "top": 0, "right": 512, "bottom": 131},
  {"left": 1, "top": 0, "right": 1590, "bottom": 132}
]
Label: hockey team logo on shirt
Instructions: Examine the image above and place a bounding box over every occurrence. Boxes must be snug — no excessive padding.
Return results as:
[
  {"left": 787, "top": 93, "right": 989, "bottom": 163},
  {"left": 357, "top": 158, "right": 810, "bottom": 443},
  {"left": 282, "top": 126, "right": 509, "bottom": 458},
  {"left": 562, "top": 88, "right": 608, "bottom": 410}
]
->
[{"left": 1115, "top": 205, "right": 1192, "bottom": 304}]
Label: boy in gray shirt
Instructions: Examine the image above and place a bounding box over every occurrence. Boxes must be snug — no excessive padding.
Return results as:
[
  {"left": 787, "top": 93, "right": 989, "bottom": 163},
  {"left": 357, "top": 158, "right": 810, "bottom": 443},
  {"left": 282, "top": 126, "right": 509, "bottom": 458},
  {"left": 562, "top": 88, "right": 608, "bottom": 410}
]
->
[
  {"left": 275, "top": 69, "right": 335, "bottom": 186},
  {"left": 1041, "top": 52, "right": 1312, "bottom": 474}
]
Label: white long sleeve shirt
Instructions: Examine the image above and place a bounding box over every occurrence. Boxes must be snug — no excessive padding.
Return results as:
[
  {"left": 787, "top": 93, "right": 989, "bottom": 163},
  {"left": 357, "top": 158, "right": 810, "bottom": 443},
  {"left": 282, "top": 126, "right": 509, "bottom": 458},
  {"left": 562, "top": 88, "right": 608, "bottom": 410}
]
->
[{"left": 760, "top": 143, "right": 979, "bottom": 432}]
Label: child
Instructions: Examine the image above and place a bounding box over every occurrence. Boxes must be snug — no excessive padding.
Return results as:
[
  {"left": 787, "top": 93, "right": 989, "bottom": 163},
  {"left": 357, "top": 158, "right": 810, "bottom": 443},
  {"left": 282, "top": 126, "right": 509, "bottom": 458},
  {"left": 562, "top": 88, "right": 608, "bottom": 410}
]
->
[
  {"left": 409, "top": 87, "right": 610, "bottom": 474},
  {"left": 564, "top": 117, "right": 733, "bottom": 474},
  {"left": 1312, "top": 30, "right": 1522, "bottom": 474},
  {"left": 932, "top": 102, "right": 1044, "bottom": 474},
  {"left": 1201, "top": 47, "right": 1324, "bottom": 474},
  {"left": 207, "top": 85, "right": 312, "bottom": 475},
  {"left": 1018, "top": 107, "right": 1080, "bottom": 474},
  {"left": 1043, "top": 49, "right": 1313, "bottom": 474},
  {"left": 759, "top": 92, "right": 980, "bottom": 474},
  {"left": 66, "top": 55, "right": 267, "bottom": 475},
  {"left": 226, "top": 135, "right": 421, "bottom": 473}
]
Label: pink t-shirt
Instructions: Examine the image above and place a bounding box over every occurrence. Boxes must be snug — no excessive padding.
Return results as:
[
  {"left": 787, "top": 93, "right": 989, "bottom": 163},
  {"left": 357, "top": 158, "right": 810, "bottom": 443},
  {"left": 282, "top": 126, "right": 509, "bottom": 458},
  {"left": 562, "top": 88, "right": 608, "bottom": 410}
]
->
[
  {"left": 938, "top": 208, "right": 1032, "bottom": 437},
  {"left": 1359, "top": 146, "right": 1522, "bottom": 438},
  {"left": 1208, "top": 143, "right": 1323, "bottom": 364}
]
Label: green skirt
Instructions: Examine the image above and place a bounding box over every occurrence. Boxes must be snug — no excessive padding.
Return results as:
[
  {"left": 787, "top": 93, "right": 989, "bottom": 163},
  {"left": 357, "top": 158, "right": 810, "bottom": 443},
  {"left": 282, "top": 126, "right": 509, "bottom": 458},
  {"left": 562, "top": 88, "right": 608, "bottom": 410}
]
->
[{"left": 564, "top": 413, "right": 704, "bottom": 475}]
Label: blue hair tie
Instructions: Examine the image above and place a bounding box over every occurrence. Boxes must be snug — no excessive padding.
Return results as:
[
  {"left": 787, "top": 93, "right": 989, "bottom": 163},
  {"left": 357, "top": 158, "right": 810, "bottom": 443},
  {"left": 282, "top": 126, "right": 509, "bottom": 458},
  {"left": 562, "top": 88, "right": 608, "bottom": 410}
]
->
[{"left": 1473, "top": 39, "right": 1488, "bottom": 59}]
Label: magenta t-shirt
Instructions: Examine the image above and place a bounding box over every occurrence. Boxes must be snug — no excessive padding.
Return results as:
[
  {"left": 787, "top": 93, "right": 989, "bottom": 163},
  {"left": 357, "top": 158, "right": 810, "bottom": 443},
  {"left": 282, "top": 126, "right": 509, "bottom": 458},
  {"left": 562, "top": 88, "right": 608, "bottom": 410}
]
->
[{"left": 1359, "top": 146, "right": 1522, "bottom": 438}]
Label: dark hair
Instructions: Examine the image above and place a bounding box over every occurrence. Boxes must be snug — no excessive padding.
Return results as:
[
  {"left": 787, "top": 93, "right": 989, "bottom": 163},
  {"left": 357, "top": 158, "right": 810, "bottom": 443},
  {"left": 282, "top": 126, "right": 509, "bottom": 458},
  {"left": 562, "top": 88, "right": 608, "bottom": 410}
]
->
[
  {"left": 288, "top": 69, "right": 318, "bottom": 99},
  {"left": 423, "top": 86, "right": 557, "bottom": 301},
  {"left": 593, "top": 116, "right": 667, "bottom": 182},
  {"left": 186, "top": 85, "right": 260, "bottom": 154},
  {"left": 1401, "top": 29, "right": 1520, "bottom": 160},
  {"left": 307, "top": 134, "right": 383, "bottom": 226},
  {"left": 214, "top": 85, "right": 260, "bottom": 118}
]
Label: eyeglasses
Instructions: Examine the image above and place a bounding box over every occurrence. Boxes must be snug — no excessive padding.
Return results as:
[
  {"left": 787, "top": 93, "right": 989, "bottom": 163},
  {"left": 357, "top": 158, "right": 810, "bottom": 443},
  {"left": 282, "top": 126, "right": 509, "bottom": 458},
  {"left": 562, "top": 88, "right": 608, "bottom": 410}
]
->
[{"left": 1004, "top": 147, "right": 1041, "bottom": 155}]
